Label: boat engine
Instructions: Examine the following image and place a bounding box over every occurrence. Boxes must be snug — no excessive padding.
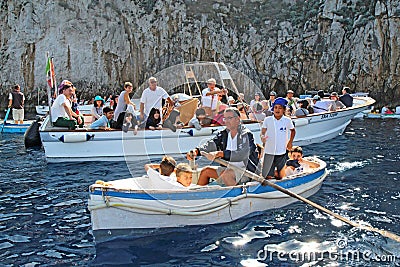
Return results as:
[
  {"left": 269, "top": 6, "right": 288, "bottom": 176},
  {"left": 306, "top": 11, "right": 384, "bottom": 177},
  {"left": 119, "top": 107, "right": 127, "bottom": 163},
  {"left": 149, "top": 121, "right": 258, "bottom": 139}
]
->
[{"left": 24, "top": 118, "right": 42, "bottom": 148}]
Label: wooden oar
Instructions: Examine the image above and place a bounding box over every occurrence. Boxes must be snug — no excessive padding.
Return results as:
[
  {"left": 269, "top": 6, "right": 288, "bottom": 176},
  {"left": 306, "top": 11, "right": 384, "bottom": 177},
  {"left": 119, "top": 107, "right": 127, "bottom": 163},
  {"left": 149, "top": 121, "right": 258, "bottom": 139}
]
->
[
  {"left": 201, "top": 151, "right": 400, "bottom": 243},
  {"left": 1, "top": 107, "right": 11, "bottom": 133}
]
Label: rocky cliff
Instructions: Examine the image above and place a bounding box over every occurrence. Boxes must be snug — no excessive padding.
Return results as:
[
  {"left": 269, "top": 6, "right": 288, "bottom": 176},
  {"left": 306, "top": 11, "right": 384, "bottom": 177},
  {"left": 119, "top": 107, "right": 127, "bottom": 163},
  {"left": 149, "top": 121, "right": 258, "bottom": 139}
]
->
[{"left": 0, "top": 0, "right": 399, "bottom": 110}]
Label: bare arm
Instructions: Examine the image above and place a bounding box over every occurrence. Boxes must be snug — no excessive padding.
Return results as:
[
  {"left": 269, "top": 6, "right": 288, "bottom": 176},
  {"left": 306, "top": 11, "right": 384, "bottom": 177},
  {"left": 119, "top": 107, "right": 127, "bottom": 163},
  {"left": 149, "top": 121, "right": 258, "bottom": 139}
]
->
[
  {"left": 287, "top": 128, "right": 296, "bottom": 150},
  {"left": 124, "top": 92, "right": 135, "bottom": 107},
  {"left": 205, "top": 89, "right": 221, "bottom": 96},
  {"left": 261, "top": 127, "right": 267, "bottom": 144},
  {"left": 62, "top": 103, "right": 74, "bottom": 119},
  {"left": 140, "top": 102, "right": 145, "bottom": 120},
  {"left": 144, "top": 163, "right": 160, "bottom": 171}
]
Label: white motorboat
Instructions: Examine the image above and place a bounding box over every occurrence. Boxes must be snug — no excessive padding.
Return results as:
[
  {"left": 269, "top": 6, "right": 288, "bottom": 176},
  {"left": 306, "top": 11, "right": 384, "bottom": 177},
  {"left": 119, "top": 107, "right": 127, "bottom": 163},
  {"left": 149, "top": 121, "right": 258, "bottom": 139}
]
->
[
  {"left": 39, "top": 62, "right": 375, "bottom": 162},
  {"left": 88, "top": 157, "right": 327, "bottom": 238},
  {"left": 35, "top": 104, "right": 93, "bottom": 116}
]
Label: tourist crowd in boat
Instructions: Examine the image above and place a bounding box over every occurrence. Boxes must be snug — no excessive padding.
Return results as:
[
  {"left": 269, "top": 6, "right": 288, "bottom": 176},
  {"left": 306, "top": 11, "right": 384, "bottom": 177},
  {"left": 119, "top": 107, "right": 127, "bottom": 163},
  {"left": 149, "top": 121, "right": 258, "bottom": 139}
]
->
[{"left": 48, "top": 76, "right": 362, "bottom": 132}]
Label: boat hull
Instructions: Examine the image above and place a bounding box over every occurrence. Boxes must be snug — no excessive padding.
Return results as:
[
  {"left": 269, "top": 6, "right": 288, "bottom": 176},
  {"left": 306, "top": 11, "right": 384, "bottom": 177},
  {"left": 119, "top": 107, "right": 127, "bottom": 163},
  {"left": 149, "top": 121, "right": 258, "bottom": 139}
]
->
[
  {"left": 39, "top": 97, "right": 375, "bottom": 162},
  {"left": 0, "top": 121, "right": 33, "bottom": 133},
  {"left": 88, "top": 164, "right": 327, "bottom": 235},
  {"left": 364, "top": 113, "right": 400, "bottom": 119}
]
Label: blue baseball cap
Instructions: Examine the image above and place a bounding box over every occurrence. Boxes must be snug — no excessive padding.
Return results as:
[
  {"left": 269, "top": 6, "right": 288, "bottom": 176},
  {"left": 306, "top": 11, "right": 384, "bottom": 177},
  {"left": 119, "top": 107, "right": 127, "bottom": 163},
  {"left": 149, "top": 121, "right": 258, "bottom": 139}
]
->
[{"left": 272, "top": 97, "right": 288, "bottom": 108}]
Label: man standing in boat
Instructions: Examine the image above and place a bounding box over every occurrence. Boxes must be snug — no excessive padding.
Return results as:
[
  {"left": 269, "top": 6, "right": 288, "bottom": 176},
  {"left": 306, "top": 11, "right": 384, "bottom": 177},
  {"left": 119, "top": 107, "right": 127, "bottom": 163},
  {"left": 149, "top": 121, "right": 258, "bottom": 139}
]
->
[
  {"left": 339, "top": 86, "right": 353, "bottom": 107},
  {"left": 139, "top": 77, "right": 173, "bottom": 122},
  {"left": 186, "top": 107, "right": 259, "bottom": 186},
  {"left": 8, "top": 84, "right": 25, "bottom": 124}
]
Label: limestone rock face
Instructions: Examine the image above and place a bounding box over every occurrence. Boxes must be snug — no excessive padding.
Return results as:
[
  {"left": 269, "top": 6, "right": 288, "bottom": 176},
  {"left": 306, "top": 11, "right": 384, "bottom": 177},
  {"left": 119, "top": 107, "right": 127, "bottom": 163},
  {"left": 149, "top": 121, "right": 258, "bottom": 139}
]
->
[{"left": 0, "top": 0, "right": 399, "bottom": 108}]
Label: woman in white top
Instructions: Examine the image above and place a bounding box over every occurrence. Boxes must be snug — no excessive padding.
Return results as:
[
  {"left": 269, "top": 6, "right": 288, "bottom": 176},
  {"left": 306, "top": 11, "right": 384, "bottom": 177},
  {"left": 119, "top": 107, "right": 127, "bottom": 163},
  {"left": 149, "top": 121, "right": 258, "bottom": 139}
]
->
[{"left": 114, "top": 82, "right": 136, "bottom": 121}]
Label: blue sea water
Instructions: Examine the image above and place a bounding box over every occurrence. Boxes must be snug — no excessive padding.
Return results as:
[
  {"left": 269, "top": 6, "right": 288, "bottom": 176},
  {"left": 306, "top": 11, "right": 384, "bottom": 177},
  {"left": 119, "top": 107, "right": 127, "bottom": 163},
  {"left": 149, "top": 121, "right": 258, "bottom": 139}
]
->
[{"left": 0, "top": 119, "right": 399, "bottom": 266}]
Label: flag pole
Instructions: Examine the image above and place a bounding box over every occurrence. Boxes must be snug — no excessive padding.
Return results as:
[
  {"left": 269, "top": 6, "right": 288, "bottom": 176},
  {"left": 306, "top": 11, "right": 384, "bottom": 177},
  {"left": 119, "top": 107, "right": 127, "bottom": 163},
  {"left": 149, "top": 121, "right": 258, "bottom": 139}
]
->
[{"left": 46, "top": 52, "right": 53, "bottom": 124}]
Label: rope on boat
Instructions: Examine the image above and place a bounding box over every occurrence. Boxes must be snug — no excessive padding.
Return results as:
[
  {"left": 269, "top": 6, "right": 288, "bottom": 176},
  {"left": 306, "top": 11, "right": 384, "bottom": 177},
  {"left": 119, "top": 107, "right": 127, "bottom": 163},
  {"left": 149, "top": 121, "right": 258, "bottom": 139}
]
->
[{"left": 87, "top": 193, "right": 272, "bottom": 216}]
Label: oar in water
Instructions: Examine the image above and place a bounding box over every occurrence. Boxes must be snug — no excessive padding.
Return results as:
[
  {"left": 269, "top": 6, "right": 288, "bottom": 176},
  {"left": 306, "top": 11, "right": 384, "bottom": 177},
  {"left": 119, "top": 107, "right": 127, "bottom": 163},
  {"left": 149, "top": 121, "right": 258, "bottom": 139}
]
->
[
  {"left": 200, "top": 151, "right": 400, "bottom": 243},
  {"left": 1, "top": 108, "right": 11, "bottom": 133}
]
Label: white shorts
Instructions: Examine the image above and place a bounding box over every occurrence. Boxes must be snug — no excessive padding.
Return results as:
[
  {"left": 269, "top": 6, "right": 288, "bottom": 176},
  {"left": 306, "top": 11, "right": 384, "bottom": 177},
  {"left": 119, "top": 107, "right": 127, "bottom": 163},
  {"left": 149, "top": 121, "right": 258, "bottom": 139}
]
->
[{"left": 12, "top": 108, "right": 24, "bottom": 121}]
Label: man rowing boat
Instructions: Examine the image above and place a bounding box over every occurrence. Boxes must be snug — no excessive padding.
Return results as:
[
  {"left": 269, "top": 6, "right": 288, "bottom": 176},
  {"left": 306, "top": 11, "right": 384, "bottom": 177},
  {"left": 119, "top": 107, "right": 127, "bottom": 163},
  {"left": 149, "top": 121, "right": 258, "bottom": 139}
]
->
[{"left": 186, "top": 107, "right": 259, "bottom": 186}]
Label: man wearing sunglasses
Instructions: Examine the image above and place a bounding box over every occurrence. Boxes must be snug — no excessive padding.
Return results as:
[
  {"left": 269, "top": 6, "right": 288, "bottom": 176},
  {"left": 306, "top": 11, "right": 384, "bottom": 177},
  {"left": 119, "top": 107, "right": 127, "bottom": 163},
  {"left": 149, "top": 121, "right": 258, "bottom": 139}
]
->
[{"left": 187, "top": 107, "right": 259, "bottom": 186}]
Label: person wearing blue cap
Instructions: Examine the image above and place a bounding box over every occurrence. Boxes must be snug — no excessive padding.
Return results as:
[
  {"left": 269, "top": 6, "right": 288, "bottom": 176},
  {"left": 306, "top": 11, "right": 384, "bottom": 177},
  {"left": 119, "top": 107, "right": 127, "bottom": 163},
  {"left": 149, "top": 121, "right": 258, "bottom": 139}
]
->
[{"left": 260, "top": 97, "right": 296, "bottom": 179}]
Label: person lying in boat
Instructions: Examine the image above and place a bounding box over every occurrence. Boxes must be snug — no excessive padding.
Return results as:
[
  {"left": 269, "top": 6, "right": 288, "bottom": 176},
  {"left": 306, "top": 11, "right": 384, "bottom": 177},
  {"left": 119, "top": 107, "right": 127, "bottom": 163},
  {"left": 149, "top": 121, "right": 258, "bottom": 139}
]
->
[
  {"left": 186, "top": 107, "right": 259, "bottom": 186},
  {"left": 284, "top": 146, "right": 319, "bottom": 177},
  {"left": 175, "top": 163, "right": 193, "bottom": 187},
  {"left": 145, "top": 156, "right": 177, "bottom": 181},
  {"left": 146, "top": 108, "right": 163, "bottom": 130},
  {"left": 89, "top": 107, "right": 114, "bottom": 130}
]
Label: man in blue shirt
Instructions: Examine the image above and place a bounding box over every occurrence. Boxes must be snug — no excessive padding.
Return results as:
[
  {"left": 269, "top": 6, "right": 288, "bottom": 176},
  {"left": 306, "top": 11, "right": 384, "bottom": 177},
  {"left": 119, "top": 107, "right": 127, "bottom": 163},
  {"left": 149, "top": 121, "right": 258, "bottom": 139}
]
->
[{"left": 89, "top": 107, "right": 114, "bottom": 130}]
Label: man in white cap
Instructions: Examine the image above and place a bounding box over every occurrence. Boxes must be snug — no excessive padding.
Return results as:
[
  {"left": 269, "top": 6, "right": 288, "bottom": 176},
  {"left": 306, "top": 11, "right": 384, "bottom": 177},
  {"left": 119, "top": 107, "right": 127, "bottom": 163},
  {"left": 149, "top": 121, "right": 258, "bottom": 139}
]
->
[
  {"left": 201, "top": 78, "right": 226, "bottom": 117},
  {"left": 140, "top": 77, "right": 173, "bottom": 122},
  {"left": 285, "top": 89, "right": 298, "bottom": 115}
]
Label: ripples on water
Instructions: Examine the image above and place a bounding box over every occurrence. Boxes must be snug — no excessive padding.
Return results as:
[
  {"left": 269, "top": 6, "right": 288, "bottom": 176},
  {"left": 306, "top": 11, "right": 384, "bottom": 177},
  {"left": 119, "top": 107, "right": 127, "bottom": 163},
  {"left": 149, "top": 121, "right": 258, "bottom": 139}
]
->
[{"left": 0, "top": 120, "right": 399, "bottom": 266}]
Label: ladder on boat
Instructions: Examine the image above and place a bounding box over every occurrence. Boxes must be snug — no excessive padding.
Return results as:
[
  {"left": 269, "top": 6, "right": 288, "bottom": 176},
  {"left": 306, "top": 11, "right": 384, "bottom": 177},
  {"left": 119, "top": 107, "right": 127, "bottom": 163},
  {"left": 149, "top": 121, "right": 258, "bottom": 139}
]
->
[
  {"left": 183, "top": 64, "right": 202, "bottom": 97},
  {"left": 212, "top": 62, "right": 250, "bottom": 118},
  {"left": 182, "top": 62, "right": 250, "bottom": 118}
]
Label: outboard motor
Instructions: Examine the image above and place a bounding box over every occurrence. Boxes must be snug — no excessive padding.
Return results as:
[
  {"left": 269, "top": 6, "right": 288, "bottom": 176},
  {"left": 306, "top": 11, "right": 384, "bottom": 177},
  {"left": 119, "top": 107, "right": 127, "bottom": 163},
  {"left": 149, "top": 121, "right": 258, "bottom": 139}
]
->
[{"left": 24, "top": 117, "right": 42, "bottom": 148}]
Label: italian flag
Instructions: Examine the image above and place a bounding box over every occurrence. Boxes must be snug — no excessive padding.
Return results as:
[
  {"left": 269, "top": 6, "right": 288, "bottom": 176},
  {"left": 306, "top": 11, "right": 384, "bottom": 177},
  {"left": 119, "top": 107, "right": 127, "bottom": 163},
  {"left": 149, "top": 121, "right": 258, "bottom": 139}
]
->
[{"left": 46, "top": 57, "right": 56, "bottom": 88}]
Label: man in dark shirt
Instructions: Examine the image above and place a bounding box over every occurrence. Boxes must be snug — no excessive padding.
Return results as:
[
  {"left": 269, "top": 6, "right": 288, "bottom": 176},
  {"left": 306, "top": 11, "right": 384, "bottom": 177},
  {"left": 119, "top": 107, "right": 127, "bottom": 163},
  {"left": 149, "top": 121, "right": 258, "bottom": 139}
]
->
[
  {"left": 187, "top": 107, "right": 259, "bottom": 186},
  {"left": 339, "top": 86, "right": 353, "bottom": 108},
  {"left": 8, "top": 84, "right": 25, "bottom": 124}
]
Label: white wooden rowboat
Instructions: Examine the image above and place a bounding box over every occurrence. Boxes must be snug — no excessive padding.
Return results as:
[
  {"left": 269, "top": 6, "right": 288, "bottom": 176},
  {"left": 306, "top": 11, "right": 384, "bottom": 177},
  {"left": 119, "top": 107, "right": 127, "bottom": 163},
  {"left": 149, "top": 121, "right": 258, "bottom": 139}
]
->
[{"left": 88, "top": 157, "right": 327, "bottom": 239}]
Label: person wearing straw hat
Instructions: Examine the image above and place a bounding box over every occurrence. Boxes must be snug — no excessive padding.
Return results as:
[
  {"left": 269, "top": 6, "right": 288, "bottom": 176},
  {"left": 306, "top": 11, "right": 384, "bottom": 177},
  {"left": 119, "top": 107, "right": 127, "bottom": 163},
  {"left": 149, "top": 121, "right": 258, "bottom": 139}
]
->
[{"left": 201, "top": 78, "right": 226, "bottom": 117}]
